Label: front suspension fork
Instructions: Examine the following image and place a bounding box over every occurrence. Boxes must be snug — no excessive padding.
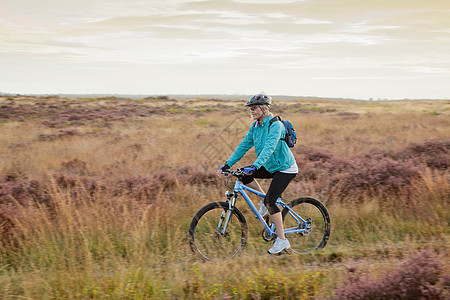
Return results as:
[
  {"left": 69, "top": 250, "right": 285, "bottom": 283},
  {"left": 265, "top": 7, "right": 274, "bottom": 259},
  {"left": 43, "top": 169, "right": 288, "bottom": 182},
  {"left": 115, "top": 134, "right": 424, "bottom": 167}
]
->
[{"left": 217, "top": 191, "right": 237, "bottom": 235}]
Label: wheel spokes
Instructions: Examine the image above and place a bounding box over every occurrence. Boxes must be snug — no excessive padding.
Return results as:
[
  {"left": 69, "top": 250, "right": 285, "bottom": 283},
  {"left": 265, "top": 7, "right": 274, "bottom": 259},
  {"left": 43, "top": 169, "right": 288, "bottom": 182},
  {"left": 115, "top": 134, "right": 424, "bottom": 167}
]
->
[{"left": 190, "top": 204, "right": 247, "bottom": 261}]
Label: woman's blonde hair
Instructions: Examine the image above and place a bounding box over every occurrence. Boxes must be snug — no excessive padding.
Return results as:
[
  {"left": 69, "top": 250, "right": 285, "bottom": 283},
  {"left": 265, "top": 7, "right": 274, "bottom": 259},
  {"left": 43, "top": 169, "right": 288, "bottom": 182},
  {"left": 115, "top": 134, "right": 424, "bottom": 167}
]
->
[{"left": 261, "top": 105, "right": 273, "bottom": 116}]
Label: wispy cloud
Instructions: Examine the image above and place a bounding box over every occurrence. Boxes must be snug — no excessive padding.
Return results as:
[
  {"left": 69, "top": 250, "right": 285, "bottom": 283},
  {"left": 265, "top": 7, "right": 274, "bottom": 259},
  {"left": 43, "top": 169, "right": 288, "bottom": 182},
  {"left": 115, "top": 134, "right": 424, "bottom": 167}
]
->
[{"left": 409, "top": 66, "right": 450, "bottom": 75}]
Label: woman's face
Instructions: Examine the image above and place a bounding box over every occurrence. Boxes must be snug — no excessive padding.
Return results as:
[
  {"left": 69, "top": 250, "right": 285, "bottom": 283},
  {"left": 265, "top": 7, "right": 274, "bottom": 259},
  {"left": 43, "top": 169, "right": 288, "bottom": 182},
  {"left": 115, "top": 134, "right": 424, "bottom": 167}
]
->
[{"left": 249, "top": 105, "right": 264, "bottom": 120}]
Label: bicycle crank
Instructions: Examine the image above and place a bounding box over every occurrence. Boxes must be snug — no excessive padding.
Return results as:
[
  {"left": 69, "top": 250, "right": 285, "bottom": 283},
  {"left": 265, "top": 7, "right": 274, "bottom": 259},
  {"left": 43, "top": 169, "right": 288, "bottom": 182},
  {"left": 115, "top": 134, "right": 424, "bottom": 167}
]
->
[
  {"left": 262, "top": 216, "right": 275, "bottom": 241},
  {"left": 261, "top": 228, "right": 275, "bottom": 241}
]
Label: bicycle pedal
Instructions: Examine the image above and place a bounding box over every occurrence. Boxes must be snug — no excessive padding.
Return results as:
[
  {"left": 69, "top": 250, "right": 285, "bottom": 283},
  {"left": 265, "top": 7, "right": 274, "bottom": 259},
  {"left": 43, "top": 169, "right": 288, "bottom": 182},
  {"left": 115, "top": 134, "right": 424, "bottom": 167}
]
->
[
  {"left": 267, "top": 250, "right": 281, "bottom": 256},
  {"left": 267, "top": 248, "right": 294, "bottom": 256},
  {"left": 283, "top": 248, "right": 293, "bottom": 255},
  {"left": 267, "top": 248, "right": 292, "bottom": 256}
]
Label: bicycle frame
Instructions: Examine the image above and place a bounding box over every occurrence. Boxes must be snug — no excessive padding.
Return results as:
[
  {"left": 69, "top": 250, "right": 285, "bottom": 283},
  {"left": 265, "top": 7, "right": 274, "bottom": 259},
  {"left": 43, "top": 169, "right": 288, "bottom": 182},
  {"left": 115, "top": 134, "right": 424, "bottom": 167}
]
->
[{"left": 218, "top": 177, "right": 311, "bottom": 238}]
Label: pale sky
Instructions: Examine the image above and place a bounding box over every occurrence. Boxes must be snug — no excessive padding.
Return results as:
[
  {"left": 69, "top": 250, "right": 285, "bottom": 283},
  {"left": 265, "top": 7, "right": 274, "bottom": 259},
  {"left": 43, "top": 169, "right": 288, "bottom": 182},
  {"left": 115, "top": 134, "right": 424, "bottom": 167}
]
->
[{"left": 1, "top": 0, "right": 449, "bottom": 99}]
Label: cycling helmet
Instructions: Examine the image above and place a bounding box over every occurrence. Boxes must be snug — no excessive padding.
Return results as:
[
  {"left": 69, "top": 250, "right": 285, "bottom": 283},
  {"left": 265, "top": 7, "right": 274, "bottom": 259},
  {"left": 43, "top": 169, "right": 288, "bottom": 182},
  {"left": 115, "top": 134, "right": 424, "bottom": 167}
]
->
[{"left": 244, "top": 93, "right": 272, "bottom": 107}]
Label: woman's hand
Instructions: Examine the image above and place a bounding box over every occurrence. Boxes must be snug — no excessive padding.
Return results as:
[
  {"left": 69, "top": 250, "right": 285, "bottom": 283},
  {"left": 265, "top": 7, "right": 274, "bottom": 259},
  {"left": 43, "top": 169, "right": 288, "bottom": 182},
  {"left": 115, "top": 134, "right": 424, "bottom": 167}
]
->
[
  {"left": 217, "top": 163, "right": 230, "bottom": 176},
  {"left": 243, "top": 165, "right": 256, "bottom": 175}
]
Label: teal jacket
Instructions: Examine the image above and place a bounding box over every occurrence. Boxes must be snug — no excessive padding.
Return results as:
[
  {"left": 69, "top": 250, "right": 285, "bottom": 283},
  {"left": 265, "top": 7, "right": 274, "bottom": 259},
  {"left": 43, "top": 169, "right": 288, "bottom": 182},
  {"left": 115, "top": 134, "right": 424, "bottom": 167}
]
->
[{"left": 226, "top": 116, "right": 296, "bottom": 173}]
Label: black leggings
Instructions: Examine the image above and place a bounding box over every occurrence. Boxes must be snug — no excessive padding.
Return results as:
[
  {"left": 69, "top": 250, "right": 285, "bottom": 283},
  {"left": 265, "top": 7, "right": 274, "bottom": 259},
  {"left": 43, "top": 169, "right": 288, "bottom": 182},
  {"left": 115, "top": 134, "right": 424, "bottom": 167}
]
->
[{"left": 242, "top": 167, "right": 297, "bottom": 214}]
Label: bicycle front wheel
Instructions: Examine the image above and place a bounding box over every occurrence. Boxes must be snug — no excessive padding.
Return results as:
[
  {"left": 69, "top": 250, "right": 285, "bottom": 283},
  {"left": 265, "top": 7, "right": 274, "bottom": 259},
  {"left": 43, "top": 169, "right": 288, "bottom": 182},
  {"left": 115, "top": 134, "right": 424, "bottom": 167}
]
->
[
  {"left": 282, "top": 197, "right": 331, "bottom": 254},
  {"left": 189, "top": 202, "right": 248, "bottom": 261}
]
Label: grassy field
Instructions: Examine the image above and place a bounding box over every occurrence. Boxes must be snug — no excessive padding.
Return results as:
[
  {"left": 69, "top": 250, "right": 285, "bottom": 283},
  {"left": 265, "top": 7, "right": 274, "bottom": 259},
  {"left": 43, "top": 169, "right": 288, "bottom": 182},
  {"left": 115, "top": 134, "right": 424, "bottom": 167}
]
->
[{"left": 0, "top": 95, "right": 448, "bottom": 299}]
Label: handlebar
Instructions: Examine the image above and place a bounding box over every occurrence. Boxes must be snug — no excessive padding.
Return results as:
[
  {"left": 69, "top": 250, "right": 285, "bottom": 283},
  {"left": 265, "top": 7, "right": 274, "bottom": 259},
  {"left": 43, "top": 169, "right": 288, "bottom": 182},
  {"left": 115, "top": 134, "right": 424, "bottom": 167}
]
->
[{"left": 221, "top": 168, "right": 245, "bottom": 177}]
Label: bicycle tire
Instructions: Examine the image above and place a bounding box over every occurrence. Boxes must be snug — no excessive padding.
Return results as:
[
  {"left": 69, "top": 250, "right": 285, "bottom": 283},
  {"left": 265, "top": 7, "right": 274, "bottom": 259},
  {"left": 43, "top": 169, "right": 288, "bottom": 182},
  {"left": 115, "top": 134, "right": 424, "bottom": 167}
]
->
[
  {"left": 282, "top": 197, "right": 331, "bottom": 254},
  {"left": 189, "top": 202, "right": 248, "bottom": 261}
]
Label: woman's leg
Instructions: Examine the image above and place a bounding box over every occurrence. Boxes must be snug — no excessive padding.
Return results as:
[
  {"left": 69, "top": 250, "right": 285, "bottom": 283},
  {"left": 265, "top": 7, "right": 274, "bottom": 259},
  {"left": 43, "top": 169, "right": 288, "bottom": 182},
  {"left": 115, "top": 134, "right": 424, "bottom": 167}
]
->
[
  {"left": 245, "top": 180, "right": 265, "bottom": 196},
  {"left": 271, "top": 212, "right": 285, "bottom": 239},
  {"left": 242, "top": 167, "right": 273, "bottom": 197},
  {"left": 265, "top": 172, "right": 297, "bottom": 239}
]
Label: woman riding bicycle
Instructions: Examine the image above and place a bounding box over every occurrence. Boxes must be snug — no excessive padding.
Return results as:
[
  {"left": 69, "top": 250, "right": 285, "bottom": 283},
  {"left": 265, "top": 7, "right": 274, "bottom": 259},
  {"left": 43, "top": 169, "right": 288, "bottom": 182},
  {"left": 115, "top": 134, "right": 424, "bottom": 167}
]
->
[{"left": 218, "top": 93, "right": 298, "bottom": 255}]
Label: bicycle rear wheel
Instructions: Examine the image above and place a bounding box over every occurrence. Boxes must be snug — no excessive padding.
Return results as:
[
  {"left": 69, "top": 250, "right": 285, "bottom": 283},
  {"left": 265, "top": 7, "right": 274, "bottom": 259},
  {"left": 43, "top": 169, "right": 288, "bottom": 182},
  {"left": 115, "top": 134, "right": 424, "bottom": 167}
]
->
[
  {"left": 282, "top": 197, "right": 331, "bottom": 254},
  {"left": 189, "top": 202, "right": 248, "bottom": 261}
]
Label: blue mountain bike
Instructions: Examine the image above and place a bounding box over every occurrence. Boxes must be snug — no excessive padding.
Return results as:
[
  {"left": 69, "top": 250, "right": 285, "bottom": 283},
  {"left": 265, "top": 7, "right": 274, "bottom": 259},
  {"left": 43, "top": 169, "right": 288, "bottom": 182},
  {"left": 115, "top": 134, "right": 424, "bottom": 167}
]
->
[{"left": 189, "top": 168, "right": 331, "bottom": 261}]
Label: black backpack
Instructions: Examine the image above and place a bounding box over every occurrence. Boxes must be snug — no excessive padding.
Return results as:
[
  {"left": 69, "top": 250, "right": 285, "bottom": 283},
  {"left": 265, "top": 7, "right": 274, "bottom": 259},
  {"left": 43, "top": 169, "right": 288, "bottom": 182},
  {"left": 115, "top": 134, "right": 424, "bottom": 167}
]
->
[{"left": 268, "top": 116, "right": 297, "bottom": 148}]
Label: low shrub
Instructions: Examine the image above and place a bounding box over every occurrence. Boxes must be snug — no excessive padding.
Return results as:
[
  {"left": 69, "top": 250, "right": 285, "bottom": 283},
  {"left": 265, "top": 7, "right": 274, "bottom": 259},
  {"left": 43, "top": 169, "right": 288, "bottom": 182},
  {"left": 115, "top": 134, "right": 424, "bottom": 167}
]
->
[
  {"left": 393, "top": 140, "right": 449, "bottom": 170},
  {"left": 334, "top": 249, "right": 449, "bottom": 299},
  {"left": 61, "top": 158, "right": 89, "bottom": 175},
  {"left": 295, "top": 140, "right": 449, "bottom": 202},
  {"left": 38, "top": 129, "right": 81, "bottom": 141},
  {"left": 337, "top": 157, "right": 419, "bottom": 200}
]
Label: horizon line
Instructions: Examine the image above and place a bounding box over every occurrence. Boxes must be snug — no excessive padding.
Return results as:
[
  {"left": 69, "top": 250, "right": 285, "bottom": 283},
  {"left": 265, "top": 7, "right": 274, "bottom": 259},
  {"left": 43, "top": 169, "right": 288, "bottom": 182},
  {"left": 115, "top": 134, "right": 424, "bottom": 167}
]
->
[{"left": 0, "top": 91, "right": 449, "bottom": 102}]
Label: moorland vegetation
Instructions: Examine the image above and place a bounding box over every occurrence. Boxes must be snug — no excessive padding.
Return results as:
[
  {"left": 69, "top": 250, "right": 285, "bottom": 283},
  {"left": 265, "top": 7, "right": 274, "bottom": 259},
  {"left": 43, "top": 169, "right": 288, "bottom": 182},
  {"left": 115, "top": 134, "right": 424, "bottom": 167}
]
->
[{"left": 0, "top": 95, "right": 448, "bottom": 299}]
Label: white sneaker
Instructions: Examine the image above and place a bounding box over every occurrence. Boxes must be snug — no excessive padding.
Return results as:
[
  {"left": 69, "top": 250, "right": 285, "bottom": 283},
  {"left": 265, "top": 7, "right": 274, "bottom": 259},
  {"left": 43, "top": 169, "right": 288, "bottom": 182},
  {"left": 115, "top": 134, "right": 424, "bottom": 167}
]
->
[
  {"left": 268, "top": 237, "right": 291, "bottom": 255},
  {"left": 259, "top": 200, "right": 268, "bottom": 217}
]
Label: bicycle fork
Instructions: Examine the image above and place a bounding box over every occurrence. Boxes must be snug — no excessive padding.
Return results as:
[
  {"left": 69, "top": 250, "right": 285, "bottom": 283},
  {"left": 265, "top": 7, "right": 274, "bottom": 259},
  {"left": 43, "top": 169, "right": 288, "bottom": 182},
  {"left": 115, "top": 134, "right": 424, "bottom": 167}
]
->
[{"left": 216, "top": 191, "right": 237, "bottom": 236}]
